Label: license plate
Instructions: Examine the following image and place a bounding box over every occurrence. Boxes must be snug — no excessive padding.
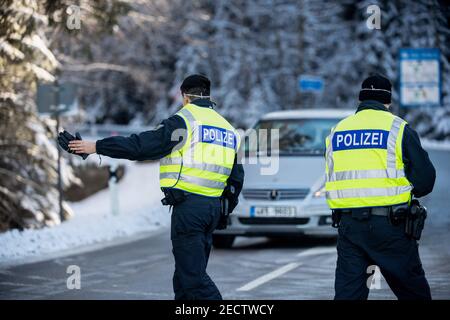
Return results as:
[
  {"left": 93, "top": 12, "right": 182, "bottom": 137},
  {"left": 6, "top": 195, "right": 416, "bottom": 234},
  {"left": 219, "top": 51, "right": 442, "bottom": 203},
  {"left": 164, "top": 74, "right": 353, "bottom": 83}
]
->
[{"left": 251, "top": 206, "right": 297, "bottom": 218}]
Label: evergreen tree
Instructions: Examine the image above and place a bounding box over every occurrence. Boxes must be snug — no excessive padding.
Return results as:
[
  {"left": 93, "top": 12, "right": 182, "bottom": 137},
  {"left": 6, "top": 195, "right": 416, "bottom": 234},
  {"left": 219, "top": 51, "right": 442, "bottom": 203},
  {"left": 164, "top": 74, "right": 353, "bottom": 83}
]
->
[
  {"left": 0, "top": 0, "right": 71, "bottom": 230},
  {"left": 0, "top": 0, "right": 127, "bottom": 231}
]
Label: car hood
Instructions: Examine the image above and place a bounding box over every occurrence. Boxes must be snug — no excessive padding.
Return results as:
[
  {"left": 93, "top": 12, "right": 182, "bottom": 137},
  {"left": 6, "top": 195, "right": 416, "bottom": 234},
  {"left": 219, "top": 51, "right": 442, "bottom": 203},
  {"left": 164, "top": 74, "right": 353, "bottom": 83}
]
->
[{"left": 242, "top": 156, "right": 325, "bottom": 190}]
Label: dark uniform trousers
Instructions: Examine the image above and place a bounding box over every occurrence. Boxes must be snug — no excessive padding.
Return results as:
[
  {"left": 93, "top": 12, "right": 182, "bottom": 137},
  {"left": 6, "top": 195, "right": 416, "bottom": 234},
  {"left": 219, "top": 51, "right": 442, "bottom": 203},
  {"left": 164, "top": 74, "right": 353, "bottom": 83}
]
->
[
  {"left": 171, "top": 193, "right": 222, "bottom": 300},
  {"left": 335, "top": 213, "right": 431, "bottom": 300}
]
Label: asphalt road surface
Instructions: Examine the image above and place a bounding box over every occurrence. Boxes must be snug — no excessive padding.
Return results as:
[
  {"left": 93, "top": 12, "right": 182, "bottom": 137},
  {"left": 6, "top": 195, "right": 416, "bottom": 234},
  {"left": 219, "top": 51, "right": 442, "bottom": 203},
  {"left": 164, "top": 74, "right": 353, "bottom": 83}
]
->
[{"left": 1, "top": 149, "right": 449, "bottom": 300}]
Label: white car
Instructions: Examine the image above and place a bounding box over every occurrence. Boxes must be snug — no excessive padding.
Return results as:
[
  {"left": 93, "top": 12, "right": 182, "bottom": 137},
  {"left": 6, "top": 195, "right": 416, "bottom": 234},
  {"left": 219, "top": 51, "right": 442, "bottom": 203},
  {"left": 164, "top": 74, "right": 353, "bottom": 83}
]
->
[{"left": 213, "top": 109, "right": 354, "bottom": 248}]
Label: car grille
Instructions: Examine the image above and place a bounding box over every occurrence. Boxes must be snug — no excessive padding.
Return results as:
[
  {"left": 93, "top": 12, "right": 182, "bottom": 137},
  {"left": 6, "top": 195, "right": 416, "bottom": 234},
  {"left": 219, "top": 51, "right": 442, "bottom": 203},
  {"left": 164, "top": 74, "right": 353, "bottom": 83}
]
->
[
  {"left": 239, "top": 217, "right": 310, "bottom": 225},
  {"left": 242, "top": 188, "right": 310, "bottom": 200}
]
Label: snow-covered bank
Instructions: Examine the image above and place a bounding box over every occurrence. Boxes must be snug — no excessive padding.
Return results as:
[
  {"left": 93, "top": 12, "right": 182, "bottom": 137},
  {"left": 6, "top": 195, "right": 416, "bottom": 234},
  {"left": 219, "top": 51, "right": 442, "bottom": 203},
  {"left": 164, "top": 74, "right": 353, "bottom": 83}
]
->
[
  {"left": 422, "top": 139, "right": 450, "bottom": 151},
  {"left": 0, "top": 161, "right": 170, "bottom": 267}
]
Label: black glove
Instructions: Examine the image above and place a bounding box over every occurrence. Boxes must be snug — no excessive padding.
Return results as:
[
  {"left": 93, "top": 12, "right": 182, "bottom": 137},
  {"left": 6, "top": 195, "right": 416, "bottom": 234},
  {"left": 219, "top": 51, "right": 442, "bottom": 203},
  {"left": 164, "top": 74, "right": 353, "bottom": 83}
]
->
[
  {"left": 58, "top": 130, "right": 89, "bottom": 160},
  {"left": 216, "top": 185, "right": 238, "bottom": 230},
  {"left": 216, "top": 197, "right": 229, "bottom": 230},
  {"left": 223, "top": 185, "right": 238, "bottom": 213}
]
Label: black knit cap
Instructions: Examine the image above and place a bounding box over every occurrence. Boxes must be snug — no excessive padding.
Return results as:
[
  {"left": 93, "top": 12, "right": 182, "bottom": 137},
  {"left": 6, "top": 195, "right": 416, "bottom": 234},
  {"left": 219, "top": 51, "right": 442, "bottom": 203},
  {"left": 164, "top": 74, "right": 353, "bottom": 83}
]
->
[
  {"left": 359, "top": 74, "right": 392, "bottom": 104},
  {"left": 180, "top": 74, "right": 211, "bottom": 95}
]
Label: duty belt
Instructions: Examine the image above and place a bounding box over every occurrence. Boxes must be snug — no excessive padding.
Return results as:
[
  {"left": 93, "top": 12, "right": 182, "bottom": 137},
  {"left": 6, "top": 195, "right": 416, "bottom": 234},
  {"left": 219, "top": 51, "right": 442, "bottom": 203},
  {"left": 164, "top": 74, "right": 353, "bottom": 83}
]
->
[{"left": 340, "top": 207, "right": 391, "bottom": 216}]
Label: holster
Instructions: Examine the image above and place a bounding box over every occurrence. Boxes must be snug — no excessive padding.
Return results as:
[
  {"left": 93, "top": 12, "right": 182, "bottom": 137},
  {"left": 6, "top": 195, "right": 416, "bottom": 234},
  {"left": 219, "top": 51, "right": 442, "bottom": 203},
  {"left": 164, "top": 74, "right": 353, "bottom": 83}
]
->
[
  {"left": 331, "top": 210, "right": 341, "bottom": 228},
  {"left": 161, "top": 188, "right": 186, "bottom": 206},
  {"left": 405, "top": 199, "right": 427, "bottom": 240},
  {"left": 389, "top": 203, "right": 409, "bottom": 226}
]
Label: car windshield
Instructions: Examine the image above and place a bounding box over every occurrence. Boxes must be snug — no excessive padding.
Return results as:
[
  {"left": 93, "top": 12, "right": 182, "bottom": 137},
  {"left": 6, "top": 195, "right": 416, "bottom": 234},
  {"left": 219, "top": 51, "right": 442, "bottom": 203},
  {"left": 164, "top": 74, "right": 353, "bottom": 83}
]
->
[{"left": 244, "top": 118, "right": 342, "bottom": 156}]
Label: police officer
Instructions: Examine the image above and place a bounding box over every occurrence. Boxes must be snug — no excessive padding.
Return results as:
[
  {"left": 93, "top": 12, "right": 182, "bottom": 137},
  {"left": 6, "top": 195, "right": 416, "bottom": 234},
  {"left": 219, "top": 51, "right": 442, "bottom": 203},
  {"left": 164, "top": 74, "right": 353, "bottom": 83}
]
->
[
  {"left": 60, "top": 74, "right": 244, "bottom": 300},
  {"left": 325, "top": 74, "right": 436, "bottom": 300}
]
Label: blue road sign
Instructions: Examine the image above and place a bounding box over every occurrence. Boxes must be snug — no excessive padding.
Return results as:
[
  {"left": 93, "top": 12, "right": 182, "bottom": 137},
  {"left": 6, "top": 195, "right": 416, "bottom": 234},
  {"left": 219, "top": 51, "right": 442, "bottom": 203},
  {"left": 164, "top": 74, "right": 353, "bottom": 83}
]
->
[
  {"left": 299, "top": 75, "right": 324, "bottom": 93},
  {"left": 399, "top": 48, "right": 441, "bottom": 107}
]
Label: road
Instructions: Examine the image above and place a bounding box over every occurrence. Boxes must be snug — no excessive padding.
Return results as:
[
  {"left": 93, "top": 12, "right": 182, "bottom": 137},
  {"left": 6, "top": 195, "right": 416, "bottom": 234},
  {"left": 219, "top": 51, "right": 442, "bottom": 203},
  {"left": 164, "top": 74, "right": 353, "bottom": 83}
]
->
[{"left": 1, "top": 149, "right": 449, "bottom": 300}]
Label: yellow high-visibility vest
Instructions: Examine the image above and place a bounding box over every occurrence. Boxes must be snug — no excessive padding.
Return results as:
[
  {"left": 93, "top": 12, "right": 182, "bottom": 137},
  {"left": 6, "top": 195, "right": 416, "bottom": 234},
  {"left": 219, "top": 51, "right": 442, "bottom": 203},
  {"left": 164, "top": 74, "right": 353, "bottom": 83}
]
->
[
  {"left": 325, "top": 109, "right": 412, "bottom": 209},
  {"left": 160, "top": 103, "right": 239, "bottom": 197}
]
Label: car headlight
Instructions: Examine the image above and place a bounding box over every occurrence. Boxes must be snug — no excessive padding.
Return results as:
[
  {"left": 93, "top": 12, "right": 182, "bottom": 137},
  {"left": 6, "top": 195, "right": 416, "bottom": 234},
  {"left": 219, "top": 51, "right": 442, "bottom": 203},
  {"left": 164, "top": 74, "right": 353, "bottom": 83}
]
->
[{"left": 313, "top": 186, "right": 326, "bottom": 198}]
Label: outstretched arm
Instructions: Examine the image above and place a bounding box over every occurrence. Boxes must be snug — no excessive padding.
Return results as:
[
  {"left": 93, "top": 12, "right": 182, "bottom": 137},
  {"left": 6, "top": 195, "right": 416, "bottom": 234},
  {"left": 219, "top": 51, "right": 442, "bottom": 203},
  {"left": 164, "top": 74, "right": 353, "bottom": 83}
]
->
[{"left": 69, "top": 115, "right": 187, "bottom": 161}]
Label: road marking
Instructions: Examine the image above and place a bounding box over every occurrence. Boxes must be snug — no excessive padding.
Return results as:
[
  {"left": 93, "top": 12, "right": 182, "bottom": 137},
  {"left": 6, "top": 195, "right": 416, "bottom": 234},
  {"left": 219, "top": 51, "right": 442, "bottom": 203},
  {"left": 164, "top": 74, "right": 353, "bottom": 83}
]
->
[
  {"left": 236, "top": 262, "right": 302, "bottom": 292},
  {"left": 296, "top": 246, "right": 336, "bottom": 258},
  {"left": 236, "top": 246, "right": 337, "bottom": 292}
]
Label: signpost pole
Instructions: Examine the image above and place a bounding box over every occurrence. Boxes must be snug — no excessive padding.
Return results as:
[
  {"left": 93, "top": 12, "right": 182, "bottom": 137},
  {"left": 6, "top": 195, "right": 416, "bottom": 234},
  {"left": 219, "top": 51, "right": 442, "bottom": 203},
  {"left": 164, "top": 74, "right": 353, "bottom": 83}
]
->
[
  {"left": 37, "top": 80, "right": 78, "bottom": 223},
  {"left": 53, "top": 79, "right": 64, "bottom": 222},
  {"left": 109, "top": 162, "right": 119, "bottom": 216}
]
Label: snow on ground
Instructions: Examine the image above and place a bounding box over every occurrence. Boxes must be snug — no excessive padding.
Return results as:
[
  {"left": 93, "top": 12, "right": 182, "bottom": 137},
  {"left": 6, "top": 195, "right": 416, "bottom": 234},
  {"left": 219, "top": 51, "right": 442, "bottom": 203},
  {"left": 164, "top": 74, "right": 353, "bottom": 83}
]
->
[
  {"left": 421, "top": 139, "right": 450, "bottom": 151},
  {"left": 0, "top": 160, "right": 170, "bottom": 267}
]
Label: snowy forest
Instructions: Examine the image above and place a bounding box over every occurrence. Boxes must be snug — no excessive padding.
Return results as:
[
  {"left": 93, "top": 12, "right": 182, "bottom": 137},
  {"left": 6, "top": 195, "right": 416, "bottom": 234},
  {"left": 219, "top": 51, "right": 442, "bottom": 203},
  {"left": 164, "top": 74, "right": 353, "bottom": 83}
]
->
[
  {"left": 57, "top": 0, "right": 450, "bottom": 131},
  {"left": 1, "top": 0, "right": 449, "bottom": 231}
]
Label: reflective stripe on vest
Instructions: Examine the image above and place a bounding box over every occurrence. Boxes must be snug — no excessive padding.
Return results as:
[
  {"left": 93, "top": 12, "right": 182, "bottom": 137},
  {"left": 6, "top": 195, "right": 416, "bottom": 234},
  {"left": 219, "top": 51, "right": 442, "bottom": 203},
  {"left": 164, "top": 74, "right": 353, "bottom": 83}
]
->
[
  {"left": 326, "top": 185, "right": 412, "bottom": 199},
  {"left": 160, "top": 157, "right": 232, "bottom": 176},
  {"left": 330, "top": 168, "right": 406, "bottom": 181},
  {"left": 325, "top": 111, "right": 412, "bottom": 209},
  {"left": 160, "top": 172, "right": 226, "bottom": 189},
  {"left": 159, "top": 104, "right": 238, "bottom": 197}
]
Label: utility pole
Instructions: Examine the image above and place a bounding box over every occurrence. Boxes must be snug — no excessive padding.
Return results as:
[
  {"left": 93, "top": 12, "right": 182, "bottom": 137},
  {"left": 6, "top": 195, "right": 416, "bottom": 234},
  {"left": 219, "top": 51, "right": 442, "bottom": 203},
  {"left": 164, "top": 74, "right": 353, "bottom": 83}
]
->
[{"left": 298, "top": 0, "right": 305, "bottom": 109}]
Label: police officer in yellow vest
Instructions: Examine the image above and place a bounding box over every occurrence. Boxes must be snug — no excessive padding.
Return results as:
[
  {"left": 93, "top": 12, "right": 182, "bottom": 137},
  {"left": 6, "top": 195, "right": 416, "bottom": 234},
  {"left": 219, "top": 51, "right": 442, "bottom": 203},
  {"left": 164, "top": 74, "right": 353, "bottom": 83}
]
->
[
  {"left": 61, "top": 75, "right": 244, "bottom": 300},
  {"left": 325, "top": 74, "right": 435, "bottom": 300}
]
